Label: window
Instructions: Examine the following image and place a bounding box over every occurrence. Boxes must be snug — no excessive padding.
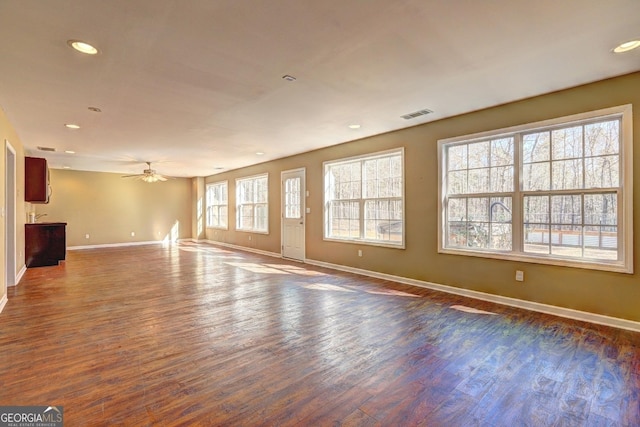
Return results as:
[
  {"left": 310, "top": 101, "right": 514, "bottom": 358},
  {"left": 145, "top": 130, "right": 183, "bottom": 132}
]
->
[
  {"left": 324, "top": 148, "right": 404, "bottom": 247},
  {"left": 206, "top": 181, "right": 228, "bottom": 229},
  {"left": 236, "top": 174, "right": 268, "bottom": 233},
  {"left": 438, "top": 105, "right": 633, "bottom": 273}
]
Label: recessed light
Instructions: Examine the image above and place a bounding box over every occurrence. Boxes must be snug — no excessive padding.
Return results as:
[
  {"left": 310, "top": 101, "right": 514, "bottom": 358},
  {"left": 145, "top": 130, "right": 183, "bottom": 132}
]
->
[
  {"left": 64, "top": 124, "right": 80, "bottom": 129},
  {"left": 214, "top": 167, "right": 225, "bottom": 170},
  {"left": 67, "top": 40, "right": 99, "bottom": 55},
  {"left": 282, "top": 75, "right": 297, "bottom": 82},
  {"left": 348, "top": 124, "right": 361, "bottom": 129},
  {"left": 256, "top": 152, "right": 265, "bottom": 156},
  {"left": 613, "top": 40, "right": 640, "bottom": 53},
  {"left": 62, "top": 165, "right": 71, "bottom": 169},
  {"left": 65, "top": 150, "right": 76, "bottom": 154}
]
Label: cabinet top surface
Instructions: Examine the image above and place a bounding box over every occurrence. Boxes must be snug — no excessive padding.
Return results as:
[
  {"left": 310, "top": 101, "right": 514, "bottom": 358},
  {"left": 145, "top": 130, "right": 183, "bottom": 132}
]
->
[{"left": 25, "top": 222, "right": 67, "bottom": 227}]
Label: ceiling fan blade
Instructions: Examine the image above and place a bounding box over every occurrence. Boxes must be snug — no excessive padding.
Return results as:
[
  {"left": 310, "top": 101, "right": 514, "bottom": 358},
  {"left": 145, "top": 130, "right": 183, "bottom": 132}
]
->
[{"left": 122, "top": 162, "right": 171, "bottom": 182}]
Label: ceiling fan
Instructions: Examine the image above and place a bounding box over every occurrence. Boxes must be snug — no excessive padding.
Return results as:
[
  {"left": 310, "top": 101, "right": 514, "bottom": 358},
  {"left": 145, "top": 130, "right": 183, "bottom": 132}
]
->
[{"left": 121, "top": 162, "right": 168, "bottom": 183}]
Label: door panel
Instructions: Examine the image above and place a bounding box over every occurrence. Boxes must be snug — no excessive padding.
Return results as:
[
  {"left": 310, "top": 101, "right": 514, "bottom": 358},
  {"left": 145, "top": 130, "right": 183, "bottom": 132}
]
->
[{"left": 281, "top": 169, "right": 305, "bottom": 261}]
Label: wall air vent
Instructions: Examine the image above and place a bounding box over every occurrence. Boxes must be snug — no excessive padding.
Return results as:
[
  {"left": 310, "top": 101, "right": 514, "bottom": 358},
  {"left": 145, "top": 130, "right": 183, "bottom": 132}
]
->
[
  {"left": 37, "top": 146, "right": 56, "bottom": 152},
  {"left": 401, "top": 109, "right": 433, "bottom": 120}
]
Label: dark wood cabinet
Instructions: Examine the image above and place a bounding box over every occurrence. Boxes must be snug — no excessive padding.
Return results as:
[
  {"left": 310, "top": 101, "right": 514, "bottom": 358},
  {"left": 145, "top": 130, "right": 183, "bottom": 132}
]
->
[
  {"left": 25, "top": 156, "right": 50, "bottom": 203},
  {"left": 25, "top": 223, "right": 66, "bottom": 267}
]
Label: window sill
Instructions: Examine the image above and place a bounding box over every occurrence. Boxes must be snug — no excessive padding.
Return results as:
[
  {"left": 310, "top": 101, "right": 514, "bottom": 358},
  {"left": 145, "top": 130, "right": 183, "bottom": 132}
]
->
[
  {"left": 323, "top": 236, "right": 405, "bottom": 250},
  {"left": 438, "top": 247, "right": 632, "bottom": 274},
  {"left": 237, "top": 229, "right": 269, "bottom": 235}
]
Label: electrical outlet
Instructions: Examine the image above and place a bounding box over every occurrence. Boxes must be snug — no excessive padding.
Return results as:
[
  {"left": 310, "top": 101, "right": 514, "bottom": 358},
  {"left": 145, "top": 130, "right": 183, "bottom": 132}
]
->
[
  {"left": 85, "top": 234, "right": 90, "bottom": 239},
  {"left": 249, "top": 236, "right": 252, "bottom": 241},
  {"left": 358, "top": 249, "right": 362, "bottom": 257},
  {"left": 515, "top": 270, "right": 524, "bottom": 282},
  {"left": 131, "top": 231, "right": 135, "bottom": 237}
]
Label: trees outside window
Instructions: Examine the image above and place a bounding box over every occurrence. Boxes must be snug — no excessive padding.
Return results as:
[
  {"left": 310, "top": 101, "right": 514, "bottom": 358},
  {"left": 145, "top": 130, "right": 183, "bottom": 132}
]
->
[
  {"left": 206, "top": 181, "right": 228, "bottom": 229},
  {"left": 439, "top": 105, "right": 632, "bottom": 273},
  {"left": 236, "top": 174, "right": 268, "bottom": 233},
  {"left": 324, "top": 149, "right": 404, "bottom": 247}
]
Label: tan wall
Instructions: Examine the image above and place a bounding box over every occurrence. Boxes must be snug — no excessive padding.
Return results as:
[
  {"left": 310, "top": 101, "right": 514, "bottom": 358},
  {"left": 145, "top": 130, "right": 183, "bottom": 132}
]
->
[
  {"left": 0, "top": 106, "right": 28, "bottom": 298},
  {"left": 205, "top": 72, "right": 640, "bottom": 322},
  {"left": 35, "top": 169, "right": 192, "bottom": 247}
]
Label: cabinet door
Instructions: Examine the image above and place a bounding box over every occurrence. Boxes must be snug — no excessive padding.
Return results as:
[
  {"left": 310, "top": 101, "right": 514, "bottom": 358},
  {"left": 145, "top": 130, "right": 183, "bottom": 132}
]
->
[
  {"left": 25, "top": 156, "right": 49, "bottom": 203},
  {"left": 25, "top": 224, "right": 66, "bottom": 267}
]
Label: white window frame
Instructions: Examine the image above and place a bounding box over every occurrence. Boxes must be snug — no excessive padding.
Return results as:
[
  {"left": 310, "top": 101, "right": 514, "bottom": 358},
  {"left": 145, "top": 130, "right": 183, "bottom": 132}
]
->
[
  {"left": 236, "top": 173, "right": 269, "bottom": 234},
  {"left": 323, "top": 148, "right": 405, "bottom": 248},
  {"left": 438, "top": 105, "right": 633, "bottom": 273},
  {"left": 206, "top": 181, "right": 228, "bottom": 229}
]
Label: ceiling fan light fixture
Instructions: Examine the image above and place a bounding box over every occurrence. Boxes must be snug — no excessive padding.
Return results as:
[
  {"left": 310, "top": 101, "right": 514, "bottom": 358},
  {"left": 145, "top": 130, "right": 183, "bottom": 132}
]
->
[
  {"left": 67, "top": 40, "right": 99, "bottom": 55},
  {"left": 141, "top": 174, "right": 160, "bottom": 183},
  {"left": 122, "top": 162, "right": 169, "bottom": 183}
]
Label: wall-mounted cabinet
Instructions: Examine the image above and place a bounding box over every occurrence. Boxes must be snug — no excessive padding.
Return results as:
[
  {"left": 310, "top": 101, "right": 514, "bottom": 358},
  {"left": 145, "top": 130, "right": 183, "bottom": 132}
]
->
[{"left": 25, "top": 156, "right": 50, "bottom": 203}]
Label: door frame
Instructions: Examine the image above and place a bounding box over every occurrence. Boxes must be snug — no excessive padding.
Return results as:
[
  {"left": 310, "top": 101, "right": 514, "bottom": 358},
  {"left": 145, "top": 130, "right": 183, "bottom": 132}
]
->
[
  {"left": 280, "top": 167, "right": 306, "bottom": 261},
  {"left": 5, "top": 139, "right": 17, "bottom": 289}
]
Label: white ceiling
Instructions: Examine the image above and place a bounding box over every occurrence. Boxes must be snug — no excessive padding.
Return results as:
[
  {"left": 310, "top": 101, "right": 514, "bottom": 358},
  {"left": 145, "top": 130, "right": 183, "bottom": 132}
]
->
[{"left": 1, "top": 0, "right": 639, "bottom": 178}]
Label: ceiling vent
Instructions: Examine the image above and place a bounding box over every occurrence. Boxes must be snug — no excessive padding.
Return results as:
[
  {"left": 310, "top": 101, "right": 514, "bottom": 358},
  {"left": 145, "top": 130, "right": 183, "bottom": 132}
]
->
[
  {"left": 37, "top": 146, "right": 56, "bottom": 152},
  {"left": 401, "top": 109, "right": 433, "bottom": 120}
]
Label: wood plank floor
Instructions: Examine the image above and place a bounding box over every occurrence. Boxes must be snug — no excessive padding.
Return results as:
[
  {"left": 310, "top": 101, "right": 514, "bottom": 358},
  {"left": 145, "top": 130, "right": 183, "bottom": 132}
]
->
[{"left": 1, "top": 242, "right": 639, "bottom": 426}]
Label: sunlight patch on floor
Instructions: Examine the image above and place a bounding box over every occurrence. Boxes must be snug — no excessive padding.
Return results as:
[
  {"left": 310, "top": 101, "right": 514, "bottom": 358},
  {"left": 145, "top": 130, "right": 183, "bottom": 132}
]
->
[
  {"left": 450, "top": 305, "right": 498, "bottom": 315},
  {"left": 264, "top": 264, "right": 326, "bottom": 276},
  {"left": 301, "top": 283, "right": 357, "bottom": 293},
  {"left": 225, "top": 262, "right": 292, "bottom": 274}
]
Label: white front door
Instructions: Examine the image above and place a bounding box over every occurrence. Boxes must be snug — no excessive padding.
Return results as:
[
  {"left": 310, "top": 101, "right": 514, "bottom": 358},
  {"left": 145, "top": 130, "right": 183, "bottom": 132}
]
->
[{"left": 281, "top": 168, "right": 305, "bottom": 261}]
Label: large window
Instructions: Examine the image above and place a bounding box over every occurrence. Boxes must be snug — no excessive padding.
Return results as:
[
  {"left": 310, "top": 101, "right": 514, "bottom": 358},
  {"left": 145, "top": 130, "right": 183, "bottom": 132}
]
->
[
  {"left": 324, "top": 148, "right": 404, "bottom": 247},
  {"left": 206, "top": 181, "right": 228, "bottom": 229},
  {"left": 438, "top": 105, "right": 633, "bottom": 273},
  {"left": 236, "top": 174, "right": 268, "bottom": 233}
]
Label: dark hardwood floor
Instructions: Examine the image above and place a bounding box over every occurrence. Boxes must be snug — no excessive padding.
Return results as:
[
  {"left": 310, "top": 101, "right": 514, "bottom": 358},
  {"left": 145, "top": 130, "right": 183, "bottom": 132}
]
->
[{"left": 1, "top": 242, "right": 638, "bottom": 426}]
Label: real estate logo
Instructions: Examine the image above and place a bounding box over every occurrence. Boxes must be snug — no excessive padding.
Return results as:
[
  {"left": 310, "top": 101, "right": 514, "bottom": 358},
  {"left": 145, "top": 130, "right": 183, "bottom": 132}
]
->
[{"left": 0, "top": 406, "right": 63, "bottom": 427}]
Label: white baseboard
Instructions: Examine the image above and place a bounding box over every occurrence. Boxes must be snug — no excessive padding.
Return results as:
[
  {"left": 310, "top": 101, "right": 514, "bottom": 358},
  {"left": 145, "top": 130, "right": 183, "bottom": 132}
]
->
[
  {"left": 304, "top": 258, "right": 640, "bottom": 333},
  {"left": 0, "top": 294, "right": 7, "bottom": 314},
  {"left": 68, "top": 240, "right": 179, "bottom": 250},
  {"left": 15, "top": 264, "right": 27, "bottom": 285}
]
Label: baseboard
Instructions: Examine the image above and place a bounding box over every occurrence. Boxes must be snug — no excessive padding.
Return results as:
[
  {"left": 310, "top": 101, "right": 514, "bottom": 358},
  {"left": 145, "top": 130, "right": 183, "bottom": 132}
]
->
[
  {"left": 68, "top": 240, "right": 176, "bottom": 250},
  {"left": 202, "top": 239, "right": 281, "bottom": 259},
  {"left": 0, "top": 294, "right": 7, "bottom": 314},
  {"left": 305, "top": 258, "right": 640, "bottom": 333},
  {"left": 15, "top": 264, "right": 27, "bottom": 285}
]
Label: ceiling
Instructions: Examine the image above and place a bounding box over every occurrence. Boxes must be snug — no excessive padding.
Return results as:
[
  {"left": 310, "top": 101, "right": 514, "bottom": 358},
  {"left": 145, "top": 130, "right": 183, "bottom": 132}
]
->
[{"left": 1, "top": 0, "right": 639, "bottom": 179}]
